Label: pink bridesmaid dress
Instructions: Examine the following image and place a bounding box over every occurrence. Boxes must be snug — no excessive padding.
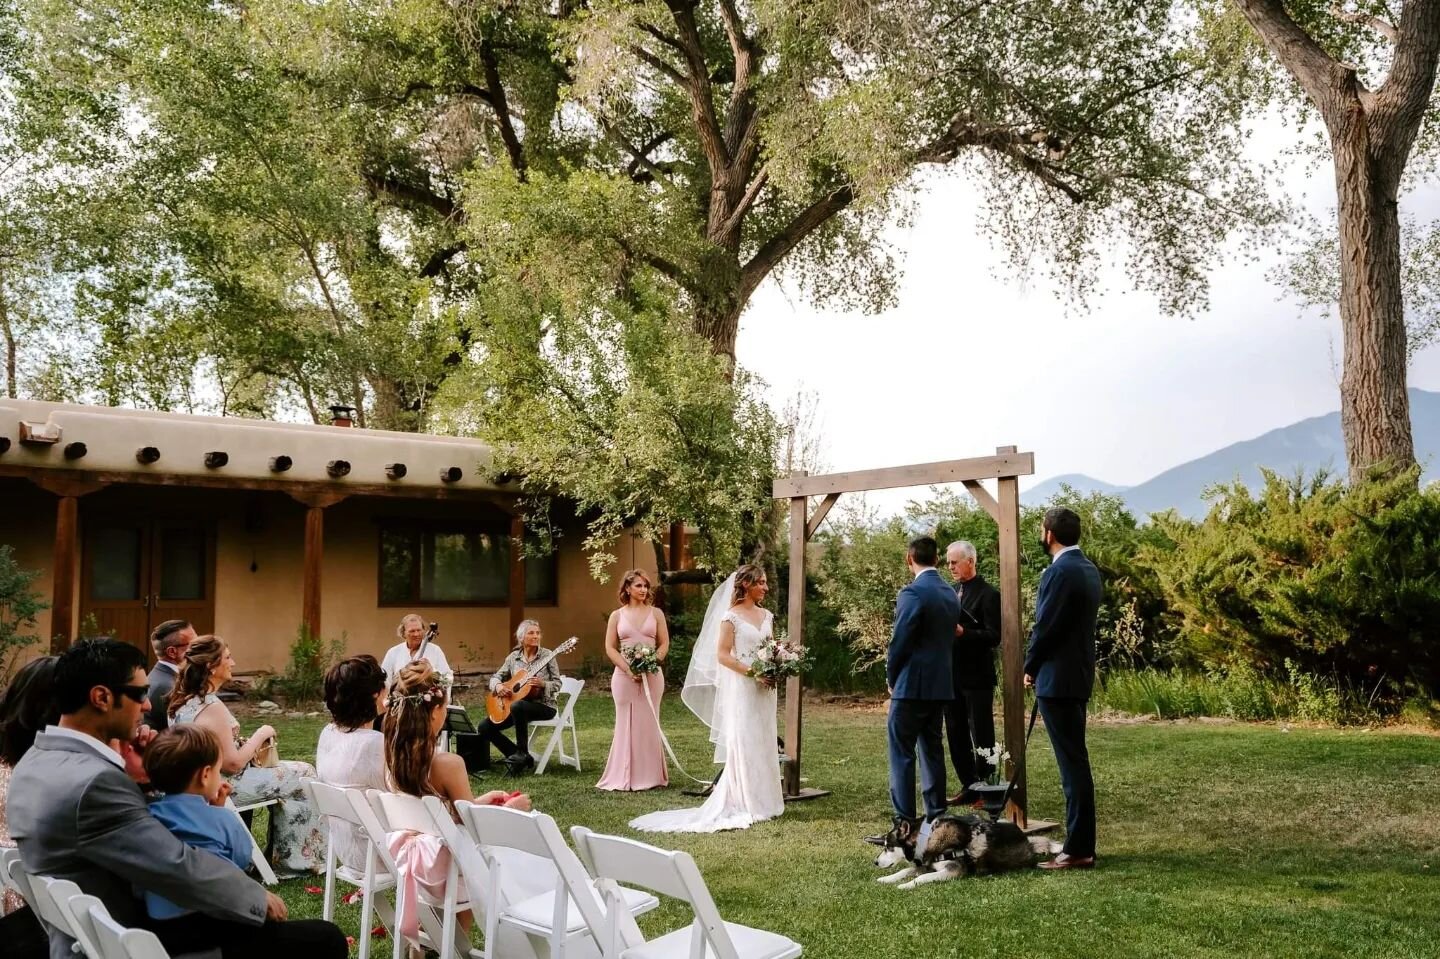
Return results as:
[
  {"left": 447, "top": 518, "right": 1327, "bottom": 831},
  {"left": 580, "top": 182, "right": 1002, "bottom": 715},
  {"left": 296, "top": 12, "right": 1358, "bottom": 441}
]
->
[{"left": 596, "top": 608, "right": 670, "bottom": 790}]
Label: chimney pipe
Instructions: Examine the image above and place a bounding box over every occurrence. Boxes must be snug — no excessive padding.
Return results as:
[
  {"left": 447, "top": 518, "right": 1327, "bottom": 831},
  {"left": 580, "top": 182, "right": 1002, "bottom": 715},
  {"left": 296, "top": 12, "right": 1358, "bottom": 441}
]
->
[{"left": 329, "top": 404, "right": 355, "bottom": 428}]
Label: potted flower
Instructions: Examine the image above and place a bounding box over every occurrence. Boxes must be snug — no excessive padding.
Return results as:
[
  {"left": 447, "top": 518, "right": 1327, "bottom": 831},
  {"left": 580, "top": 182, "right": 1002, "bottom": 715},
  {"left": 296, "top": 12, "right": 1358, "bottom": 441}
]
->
[{"left": 971, "top": 743, "right": 1011, "bottom": 819}]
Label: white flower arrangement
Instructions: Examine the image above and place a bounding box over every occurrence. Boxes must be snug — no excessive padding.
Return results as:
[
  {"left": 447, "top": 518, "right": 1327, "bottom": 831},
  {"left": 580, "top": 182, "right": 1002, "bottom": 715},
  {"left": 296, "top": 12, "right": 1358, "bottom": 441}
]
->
[{"left": 975, "top": 742, "right": 1010, "bottom": 786}]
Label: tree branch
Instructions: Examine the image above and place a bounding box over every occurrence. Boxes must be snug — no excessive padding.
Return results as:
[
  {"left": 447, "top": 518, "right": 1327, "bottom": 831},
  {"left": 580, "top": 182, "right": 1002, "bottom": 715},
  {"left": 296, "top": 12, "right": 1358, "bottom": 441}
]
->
[
  {"left": 363, "top": 173, "right": 464, "bottom": 222},
  {"left": 1329, "top": 4, "right": 1399, "bottom": 43},
  {"left": 662, "top": 1, "right": 731, "bottom": 174},
  {"left": 739, "top": 184, "right": 855, "bottom": 303},
  {"left": 1232, "top": 0, "right": 1356, "bottom": 105},
  {"left": 1374, "top": 0, "right": 1440, "bottom": 142},
  {"left": 718, "top": 165, "right": 767, "bottom": 240},
  {"left": 629, "top": 44, "right": 689, "bottom": 88},
  {"left": 479, "top": 39, "right": 528, "bottom": 181}
]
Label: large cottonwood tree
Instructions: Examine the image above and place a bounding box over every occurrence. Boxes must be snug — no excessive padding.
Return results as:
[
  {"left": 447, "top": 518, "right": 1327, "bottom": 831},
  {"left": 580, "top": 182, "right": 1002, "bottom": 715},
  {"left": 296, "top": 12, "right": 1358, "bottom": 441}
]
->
[{"left": 1227, "top": 0, "right": 1440, "bottom": 478}]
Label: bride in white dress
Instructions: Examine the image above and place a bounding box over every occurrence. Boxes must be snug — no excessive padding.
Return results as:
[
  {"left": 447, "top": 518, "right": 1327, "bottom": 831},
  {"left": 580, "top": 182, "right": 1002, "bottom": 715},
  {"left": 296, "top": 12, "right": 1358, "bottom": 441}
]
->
[{"left": 630, "top": 565, "right": 785, "bottom": 833}]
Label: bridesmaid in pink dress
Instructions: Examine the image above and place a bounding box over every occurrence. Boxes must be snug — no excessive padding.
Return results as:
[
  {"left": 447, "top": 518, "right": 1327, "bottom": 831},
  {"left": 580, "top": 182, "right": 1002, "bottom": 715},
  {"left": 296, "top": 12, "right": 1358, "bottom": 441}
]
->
[{"left": 596, "top": 569, "right": 670, "bottom": 790}]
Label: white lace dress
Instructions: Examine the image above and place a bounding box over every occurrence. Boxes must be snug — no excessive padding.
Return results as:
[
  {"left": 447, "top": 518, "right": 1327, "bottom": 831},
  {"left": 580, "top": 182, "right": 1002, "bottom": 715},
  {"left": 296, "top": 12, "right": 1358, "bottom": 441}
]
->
[
  {"left": 630, "top": 609, "right": 784, "bottom": 833},
  {"left": 314, "top": 724, "right": 386, "bottom": 873}
]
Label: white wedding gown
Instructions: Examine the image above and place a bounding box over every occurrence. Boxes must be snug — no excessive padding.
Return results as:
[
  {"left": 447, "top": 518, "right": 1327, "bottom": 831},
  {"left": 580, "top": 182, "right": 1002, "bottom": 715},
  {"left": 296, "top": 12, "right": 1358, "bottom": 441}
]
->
[{"left": 630, "top": 609, "right": 785, "bottom": 833}]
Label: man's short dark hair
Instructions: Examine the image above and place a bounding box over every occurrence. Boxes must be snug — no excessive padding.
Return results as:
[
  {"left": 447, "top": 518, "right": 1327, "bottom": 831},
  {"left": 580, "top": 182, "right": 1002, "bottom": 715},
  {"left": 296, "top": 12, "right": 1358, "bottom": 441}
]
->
[
  {"left": 1043, "top": 507, "right": 1083, "bottom": 547},
  {"left": 324, "top": 655, "right": 387, "bottom": 729},
  {"left": 53, "top": 639, "right": 147, "bottom": 714},
  {"left": 150, "top": 619, "right": 192, "bottom": 657},
  {"left": 143, "top": 724, "right": 221, "bottom": 794},
  {"left": 907, "top": 536, "right": 939, "bottom": 568}
]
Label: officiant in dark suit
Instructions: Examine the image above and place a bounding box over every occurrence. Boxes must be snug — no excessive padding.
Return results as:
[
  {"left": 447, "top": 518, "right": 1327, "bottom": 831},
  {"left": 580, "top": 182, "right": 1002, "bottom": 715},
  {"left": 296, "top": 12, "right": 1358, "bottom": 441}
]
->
[
  {"left": 1024, "top": 507, "right": 1103, "bottom": 870},
  {"left": 878, "top": 536, "right": 961, "bottom": 833},
  {"left": 944, "top": 540, "right": 1001, "bottom": 803}
]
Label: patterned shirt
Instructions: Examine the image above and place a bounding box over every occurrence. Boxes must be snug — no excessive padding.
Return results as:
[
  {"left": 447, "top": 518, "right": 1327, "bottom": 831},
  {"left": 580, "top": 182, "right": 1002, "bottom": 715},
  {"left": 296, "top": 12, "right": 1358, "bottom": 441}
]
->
[{"left": 489, "top": 646, "right": 561, "bottom": 708}]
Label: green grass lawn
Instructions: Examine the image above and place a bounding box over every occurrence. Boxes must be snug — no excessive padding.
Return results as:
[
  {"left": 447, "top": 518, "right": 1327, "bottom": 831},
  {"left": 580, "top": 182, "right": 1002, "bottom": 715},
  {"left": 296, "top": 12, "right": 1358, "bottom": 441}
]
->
[{"left": 254, "top": 692, "right": 1440, "bottom": 959}]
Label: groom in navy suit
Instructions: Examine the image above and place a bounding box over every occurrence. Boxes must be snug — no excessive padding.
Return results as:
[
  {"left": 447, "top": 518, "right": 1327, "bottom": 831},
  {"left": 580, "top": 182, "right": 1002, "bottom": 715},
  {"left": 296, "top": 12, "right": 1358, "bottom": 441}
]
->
[
  {"left": 1024, "top": 506, "right": 1104, "bottom": 870},
  {"left": 880, "top": 536, "right": 961, "bottom": 836}
]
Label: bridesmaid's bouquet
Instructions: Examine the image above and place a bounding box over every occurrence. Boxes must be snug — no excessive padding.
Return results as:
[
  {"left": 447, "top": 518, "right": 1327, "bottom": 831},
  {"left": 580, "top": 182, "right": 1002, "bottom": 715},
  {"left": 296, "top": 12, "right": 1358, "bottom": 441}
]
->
[
  {"left": 749, "top": 631, "right": 810, "bottom": 683},
  {"left": 624, "top": 644, "right": 662, "bottom": 675}
]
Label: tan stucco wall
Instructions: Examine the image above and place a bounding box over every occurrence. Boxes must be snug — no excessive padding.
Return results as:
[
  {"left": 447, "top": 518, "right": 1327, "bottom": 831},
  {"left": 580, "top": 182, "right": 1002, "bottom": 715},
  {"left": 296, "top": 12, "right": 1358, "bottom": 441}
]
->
[
  {"left": 0, "top": 477, "right": 657, "bottom": 675},
  {"left": 0, "top": 478, "right": 60, "bottom": 661}
]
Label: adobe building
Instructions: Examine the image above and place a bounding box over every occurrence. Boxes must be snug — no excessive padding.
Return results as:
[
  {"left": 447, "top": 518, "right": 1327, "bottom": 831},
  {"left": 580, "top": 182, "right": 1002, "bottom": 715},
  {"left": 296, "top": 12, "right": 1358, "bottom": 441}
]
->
[{"left": 0, "top": 399, "right": 660, "bottom": 674}]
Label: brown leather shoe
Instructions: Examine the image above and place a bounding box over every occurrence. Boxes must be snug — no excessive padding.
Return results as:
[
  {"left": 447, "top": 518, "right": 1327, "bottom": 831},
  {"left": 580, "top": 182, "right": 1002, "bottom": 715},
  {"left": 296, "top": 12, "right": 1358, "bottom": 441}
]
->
[{"left": 1038, "top": 853, "right": 1095, "bottom": 870}]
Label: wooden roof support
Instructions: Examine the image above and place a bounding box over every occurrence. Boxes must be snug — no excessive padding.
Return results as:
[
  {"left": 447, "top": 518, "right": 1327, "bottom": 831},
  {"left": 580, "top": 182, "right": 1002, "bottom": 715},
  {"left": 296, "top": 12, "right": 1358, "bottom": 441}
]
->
[{"left": 772, "top": 451, "right": 1034, "bottom": 499}]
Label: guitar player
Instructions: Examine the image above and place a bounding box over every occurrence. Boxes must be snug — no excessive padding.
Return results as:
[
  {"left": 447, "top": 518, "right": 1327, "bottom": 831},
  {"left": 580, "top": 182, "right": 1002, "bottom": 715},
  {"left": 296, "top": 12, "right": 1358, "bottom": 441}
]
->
[{"left": 457, "top": 619, "right": 562, "bottom": 776}]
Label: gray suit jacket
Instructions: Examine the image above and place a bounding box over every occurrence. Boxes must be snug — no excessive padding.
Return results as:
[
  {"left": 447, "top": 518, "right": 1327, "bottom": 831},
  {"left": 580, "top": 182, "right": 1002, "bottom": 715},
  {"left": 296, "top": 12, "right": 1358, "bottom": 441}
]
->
[
  {"left": 8, "top": 732, "right": 267, "bottom": 959},
  {"left": 146, "top": 662, "right": 178, "bottom": 730}
]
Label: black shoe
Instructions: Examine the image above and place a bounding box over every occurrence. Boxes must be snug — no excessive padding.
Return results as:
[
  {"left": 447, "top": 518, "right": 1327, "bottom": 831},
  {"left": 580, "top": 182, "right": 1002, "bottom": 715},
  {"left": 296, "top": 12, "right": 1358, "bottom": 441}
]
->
[{"left": 503, "top": 753, "right": 535, "bottom": 777}]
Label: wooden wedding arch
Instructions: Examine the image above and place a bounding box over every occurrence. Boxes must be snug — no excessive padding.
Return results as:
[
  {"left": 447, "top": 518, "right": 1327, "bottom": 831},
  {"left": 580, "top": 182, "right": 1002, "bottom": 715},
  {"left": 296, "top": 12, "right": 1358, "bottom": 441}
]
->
[{"left": 775, "top": 446, "right": 1036, "bottom": 824}]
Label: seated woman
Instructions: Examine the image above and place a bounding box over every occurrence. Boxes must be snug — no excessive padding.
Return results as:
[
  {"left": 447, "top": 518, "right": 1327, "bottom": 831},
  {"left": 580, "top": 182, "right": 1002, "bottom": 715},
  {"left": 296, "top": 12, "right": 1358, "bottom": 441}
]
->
[
  {"left": 0, "top": 656, "right": 57, "bottom": 959},
  {"left": 169, "top": 635, "right": 323, "bottom": 877},
  {"left": 456, "top": 620, "right": 559, "bottom": 776},
  {"left": 382, "top": 662, "right": 531, "bottom": 941},
  {"left": 314, "top": 656, "right": 388, "bottom": 873},
  {"left": 381, "top": 615, "right": 451, "bottom": 687}
]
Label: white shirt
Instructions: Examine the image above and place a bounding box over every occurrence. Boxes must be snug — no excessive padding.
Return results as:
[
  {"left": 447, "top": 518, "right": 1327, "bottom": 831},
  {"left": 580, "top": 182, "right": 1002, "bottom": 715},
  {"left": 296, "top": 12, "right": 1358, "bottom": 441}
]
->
[
  {"left": 156, "top": 660, "right": 179, "bottom": 675},
  {"left": 381, "top": 641, "right": 451, "bottom": 684},
  {"left": 44, "top": 724, "right": 124, "bottom": 769},
  {"left": 913, "top": 566, "right": 939, "bottom": 580},
  {"left": 1052, "top": 544, "right": 1081, "bottom": 561}
]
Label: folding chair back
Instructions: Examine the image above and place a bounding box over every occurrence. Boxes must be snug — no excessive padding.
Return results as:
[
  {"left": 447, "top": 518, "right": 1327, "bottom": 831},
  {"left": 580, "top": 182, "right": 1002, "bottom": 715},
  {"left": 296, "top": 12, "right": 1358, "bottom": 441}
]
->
[
  {"left": 570, "top": 829, "right": 740, "bottom": 959},
  {"left": 35, "top": 876, "right": 106, "bottom": 959},
  {"left": 84, "top": 897, "right": 174, "bottom": 959},
  {"left": 307, "top": 780, "right": 396, "bottom": 959},
  {"left": 366, "top": 790, "right": 470, "bottom": 959},
  {"left": 0, "top": 847, "right": 36, "bottom": 911},
  {"left": 529, "top": 678, "right": 584, "bottom": 774}
]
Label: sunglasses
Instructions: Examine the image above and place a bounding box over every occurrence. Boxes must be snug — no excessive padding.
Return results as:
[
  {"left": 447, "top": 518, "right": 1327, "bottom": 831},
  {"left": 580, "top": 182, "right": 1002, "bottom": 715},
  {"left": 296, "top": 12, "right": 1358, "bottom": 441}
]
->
[{"left": 109, "top": 684, "right": 150, "bottom": 704}]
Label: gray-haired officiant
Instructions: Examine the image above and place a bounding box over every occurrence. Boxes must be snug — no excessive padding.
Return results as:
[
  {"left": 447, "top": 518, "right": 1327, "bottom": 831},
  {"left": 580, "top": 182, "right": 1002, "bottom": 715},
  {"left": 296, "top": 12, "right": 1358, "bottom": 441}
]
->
[{"left": 944, "top": 540, "right": 1001, "bottom": 804}]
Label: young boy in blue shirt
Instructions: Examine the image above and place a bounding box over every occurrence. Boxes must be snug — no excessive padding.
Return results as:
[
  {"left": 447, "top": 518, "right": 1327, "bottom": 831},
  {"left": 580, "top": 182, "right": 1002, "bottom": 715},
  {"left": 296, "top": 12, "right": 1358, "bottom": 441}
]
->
[{"left": 140, "top": 723, "right": 254, "bottom": 921}]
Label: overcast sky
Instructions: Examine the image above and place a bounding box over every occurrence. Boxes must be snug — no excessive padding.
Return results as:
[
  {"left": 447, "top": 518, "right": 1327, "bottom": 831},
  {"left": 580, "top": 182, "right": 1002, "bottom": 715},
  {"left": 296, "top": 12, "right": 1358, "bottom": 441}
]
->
[{"left": 737, "top": 137, "right": 1440, "bottom": 511}]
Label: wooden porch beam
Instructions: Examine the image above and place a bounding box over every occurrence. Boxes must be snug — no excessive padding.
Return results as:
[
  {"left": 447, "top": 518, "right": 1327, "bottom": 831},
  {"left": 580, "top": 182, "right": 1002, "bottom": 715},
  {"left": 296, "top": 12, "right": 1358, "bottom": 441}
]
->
[
  {"left": 50, "top": 495, "right": 80, "bottom": 652},
  {"left": 996, "top": 458, "right": 1027, "bottom": 826},
  {"left": 509, "top": 514, "right": 525, "bottom": 636},
  {"left": 783, "top": 495, "right": 806, "bottom": 797},
  {"left": 302, "top": 506, "right": 325, "bottom": 643},
  {"left": 804, "top": 493, "right": 841, "bottom": 541},
  {"left": 772, "top": 451, "right": 1034, "bottom": 498}
]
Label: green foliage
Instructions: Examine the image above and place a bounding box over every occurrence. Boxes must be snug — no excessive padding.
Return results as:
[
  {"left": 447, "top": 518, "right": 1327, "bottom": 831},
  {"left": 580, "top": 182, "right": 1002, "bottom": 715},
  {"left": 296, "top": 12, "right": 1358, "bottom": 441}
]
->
[
  {"left": 260, "top": 626, "right": 348, "bottom": 703},
  {"left": 1145, "top": 469, "right": 1440, "bottom": 699},
  {"left": 1093, "top": 665, "right": 1373, "bottom": 725},
  {"left": 0, "top": 545, "right": 46, "bottom": 680}
]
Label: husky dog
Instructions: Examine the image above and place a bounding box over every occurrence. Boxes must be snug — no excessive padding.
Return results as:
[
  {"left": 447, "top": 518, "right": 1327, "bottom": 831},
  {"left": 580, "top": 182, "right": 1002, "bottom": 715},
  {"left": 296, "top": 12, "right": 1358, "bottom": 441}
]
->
[{"left": 872, "top": 815, "right": 1062, "bottom": 890}]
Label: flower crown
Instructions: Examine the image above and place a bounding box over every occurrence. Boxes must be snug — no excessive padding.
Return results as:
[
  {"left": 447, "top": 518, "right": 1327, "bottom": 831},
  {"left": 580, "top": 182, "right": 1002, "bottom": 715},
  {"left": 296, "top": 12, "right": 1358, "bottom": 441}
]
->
[{"left": 387, "top": 683, "right": 446, "bottom": 712}]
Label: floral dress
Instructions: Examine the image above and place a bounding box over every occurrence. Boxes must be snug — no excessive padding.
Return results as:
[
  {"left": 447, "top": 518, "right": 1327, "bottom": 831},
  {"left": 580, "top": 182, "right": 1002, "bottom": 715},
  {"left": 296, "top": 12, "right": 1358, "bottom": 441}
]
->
[
  {"left": 173, "top": 694, "right": 323, "bottom": 876},
  {"left": 1, "top": 761, "right": 21, "bottom": 915}
]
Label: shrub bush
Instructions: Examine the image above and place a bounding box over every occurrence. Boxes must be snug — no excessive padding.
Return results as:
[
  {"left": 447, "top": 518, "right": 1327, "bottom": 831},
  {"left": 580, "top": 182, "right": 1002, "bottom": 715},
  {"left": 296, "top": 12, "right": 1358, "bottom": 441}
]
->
[{"left": 0, "top": 545, "right": 46, "bottom": 682}]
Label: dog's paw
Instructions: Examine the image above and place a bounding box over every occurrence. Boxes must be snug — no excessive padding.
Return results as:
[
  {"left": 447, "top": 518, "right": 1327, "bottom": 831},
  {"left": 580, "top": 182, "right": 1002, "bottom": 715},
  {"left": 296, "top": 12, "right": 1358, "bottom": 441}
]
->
[{"left": 897, "top": 879, "right": 918, "bottom": 891}]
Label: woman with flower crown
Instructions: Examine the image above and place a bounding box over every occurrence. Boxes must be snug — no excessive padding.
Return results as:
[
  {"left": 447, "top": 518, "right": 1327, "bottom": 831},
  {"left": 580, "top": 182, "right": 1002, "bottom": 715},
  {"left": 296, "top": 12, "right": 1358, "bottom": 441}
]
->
[{"left": 596, "top": 569, "right": 670, "bottom": 791}]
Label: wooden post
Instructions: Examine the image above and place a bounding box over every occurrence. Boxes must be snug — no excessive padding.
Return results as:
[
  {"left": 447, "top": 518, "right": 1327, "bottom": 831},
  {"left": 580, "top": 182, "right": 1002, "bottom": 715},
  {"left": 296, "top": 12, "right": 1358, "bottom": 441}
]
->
[
  {"left": 783, "top": 493, "right": 807, "bottom": 797},
  {"left": 302, "top": 506, "right": 324, "bottom": 643},
  {"left": 509, "top": 514, "right": 525, "bottom": 637},
  {"left": 50, "top": 496, "right": 80, "bottom": 652},
  {"left": 995, "top": 446, "right": 1027, "bottom": 825}
]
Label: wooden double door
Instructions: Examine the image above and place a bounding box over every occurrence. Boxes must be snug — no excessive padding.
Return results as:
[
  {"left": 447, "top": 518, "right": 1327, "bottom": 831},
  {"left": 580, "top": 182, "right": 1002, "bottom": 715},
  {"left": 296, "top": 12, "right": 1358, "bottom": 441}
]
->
[{"left": 80, "top": 517, "right": 216, "bottom": 660}]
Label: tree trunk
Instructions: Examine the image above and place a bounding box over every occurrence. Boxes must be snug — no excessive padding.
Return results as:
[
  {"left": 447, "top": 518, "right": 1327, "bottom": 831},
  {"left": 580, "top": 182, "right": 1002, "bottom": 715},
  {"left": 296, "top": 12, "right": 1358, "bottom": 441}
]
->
[
  {"left": 1331, "top": 110, "right": 1416, "bottom": 478},
  {"left": 0, "top": 284, "right": 16, "bottom": 399}
]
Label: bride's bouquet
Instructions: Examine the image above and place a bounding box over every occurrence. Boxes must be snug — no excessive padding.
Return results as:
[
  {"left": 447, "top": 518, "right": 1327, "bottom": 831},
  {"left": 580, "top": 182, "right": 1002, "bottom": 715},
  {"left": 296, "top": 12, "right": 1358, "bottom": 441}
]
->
[
  {"left": 623, "top": 643, "right": 662, "bottom": 675},
  {"left": 748, "top": 630, "right": 810, "bottom": 684}
]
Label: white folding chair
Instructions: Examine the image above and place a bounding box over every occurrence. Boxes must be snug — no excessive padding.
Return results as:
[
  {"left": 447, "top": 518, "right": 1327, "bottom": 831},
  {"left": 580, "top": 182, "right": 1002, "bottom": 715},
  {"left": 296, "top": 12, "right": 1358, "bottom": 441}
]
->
[
  {"left": 226, "top": 796, "right": 279, "bottom": 885},
  {"left": 306, "top": 781, "right": 397, "bottom": 959},
  {"left": 458, "top": 804, "right": 657, "bottom": 959},
  {"left": 77, "top": 895, "right": 174, "bottom": 959},
  {"left": 0, "top": 847, "right": 35, "bottom": 910},
  {"left": 570, "top": 829, "right": 802, "bottom": 959},
  {"left": 33, "top": 876, "right": 106, "bottom": 959},
  {"left": 528, "top": 677, "right": 584, "bottom": 774},
  {"left": 366, "top": 790, "right": 481, "bottom": 959}
]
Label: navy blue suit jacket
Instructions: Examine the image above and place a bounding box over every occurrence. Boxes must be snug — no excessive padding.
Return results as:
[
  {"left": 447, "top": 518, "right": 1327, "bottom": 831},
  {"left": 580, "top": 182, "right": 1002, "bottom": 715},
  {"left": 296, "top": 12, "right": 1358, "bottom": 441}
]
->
[
  {"left": 1024, "top": 547, "right": 1103, "bottom": 699},
  {"left": 888, "top": 568, "right": 960, "bottom": 700}
]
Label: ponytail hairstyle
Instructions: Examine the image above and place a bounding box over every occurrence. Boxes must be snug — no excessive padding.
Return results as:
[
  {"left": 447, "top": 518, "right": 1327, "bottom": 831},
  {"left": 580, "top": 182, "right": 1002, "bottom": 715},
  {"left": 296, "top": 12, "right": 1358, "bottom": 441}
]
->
[
  {"left": 730, "top": 564, "right": 767, "bottom": 606},
  {"left": 170, "top": 635, "right": 226, "bottom": 718},
  {"left": 382, "top": 660, "right": 448, "bottom": 799}
]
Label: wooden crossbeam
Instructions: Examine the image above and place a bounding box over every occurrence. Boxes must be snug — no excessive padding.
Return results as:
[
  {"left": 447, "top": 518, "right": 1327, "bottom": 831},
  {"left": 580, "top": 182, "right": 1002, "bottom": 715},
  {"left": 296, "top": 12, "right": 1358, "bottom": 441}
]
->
[
  {"left": 773, "top": 451, "right": 1034, "bottom": 499},
  {"left": 961, "top": 479, "right": 1000, "bottom": 522}
]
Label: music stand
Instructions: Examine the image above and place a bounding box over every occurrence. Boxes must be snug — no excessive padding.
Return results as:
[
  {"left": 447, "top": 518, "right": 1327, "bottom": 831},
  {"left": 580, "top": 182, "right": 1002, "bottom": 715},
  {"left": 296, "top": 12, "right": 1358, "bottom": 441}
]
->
[{"left": 442, "top": 704, "right": 478, "bottom": 736}]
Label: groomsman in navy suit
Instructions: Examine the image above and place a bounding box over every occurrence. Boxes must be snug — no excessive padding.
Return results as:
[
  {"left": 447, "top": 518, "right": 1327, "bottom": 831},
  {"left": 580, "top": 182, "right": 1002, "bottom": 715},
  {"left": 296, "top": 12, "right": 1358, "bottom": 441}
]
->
[
  {"left": 1024, "top": 507, "right": 1103, "bottom": 870},
  {"left": 876, "top": 536, "right": 961, "bottom": 838}
]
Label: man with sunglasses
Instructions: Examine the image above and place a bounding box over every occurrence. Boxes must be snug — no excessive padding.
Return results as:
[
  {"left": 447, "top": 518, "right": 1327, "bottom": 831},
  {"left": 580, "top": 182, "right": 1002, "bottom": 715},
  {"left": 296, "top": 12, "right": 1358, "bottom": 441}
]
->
[{"left": 8, "top": 639, "right": 346, "bottom": 959}]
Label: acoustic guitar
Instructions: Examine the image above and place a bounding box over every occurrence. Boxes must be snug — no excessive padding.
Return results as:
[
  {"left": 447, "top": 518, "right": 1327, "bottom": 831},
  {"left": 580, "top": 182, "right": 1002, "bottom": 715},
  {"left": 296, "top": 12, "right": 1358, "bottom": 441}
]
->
[{"left": 484, "top": 636, "right": 578, "bottom": 723}]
